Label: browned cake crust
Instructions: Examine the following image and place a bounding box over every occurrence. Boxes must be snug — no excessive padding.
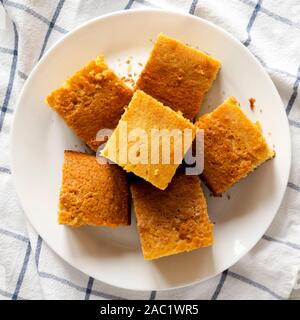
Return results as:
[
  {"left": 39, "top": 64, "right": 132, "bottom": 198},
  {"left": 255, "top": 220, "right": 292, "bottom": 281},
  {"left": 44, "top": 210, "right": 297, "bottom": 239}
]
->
[
  {"left": 196, "top": 97, "right": 275, "bottom": 196},
  {"left": 59, "top": 151, "right": 130, "bottom": 227},
  {"left": 46, "top": 56, "right": 133, "bottom": 151},
  {"left": 131, "top": 175, "right": 213, "bottom": 260},
  {"left": 135, "top": 33, "right": 221, "bottom": 120}
]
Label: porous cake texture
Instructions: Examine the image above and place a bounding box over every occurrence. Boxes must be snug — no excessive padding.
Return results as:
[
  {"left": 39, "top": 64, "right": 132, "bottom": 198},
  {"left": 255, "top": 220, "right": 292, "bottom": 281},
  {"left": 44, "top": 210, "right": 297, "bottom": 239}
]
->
[
  {"left": 131, "top": 174, "right": 213, "bottom": 260},
  {"left": 196, "top": 97, "right": 275, "bottom": 196},
  {"left": 135, "top": 33, "right": 221, "bottom": 120},
  {"left": 102, "top": 90, "right": 196, "bottom": 190},
  {"left": 58, "top": 151, "right": 130, "bottom": 227},
  {"left": 46, "top": 56, "right": 133, "bottom": 151}
]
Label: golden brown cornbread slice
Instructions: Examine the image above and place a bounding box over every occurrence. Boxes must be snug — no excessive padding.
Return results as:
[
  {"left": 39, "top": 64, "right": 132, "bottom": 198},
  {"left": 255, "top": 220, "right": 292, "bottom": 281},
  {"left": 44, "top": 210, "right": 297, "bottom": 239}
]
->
[
  {"left": 102, "top": 90, "right": 196, "bottom": 190},
  {"left": 46, "top": 56, "right": 132, "bottom": 151},
  {"left": 131, "top": 174, "right": 213, "bottom": 260},
  {"left": 196, "top": 97, "right": 275, "bottom": 196},
  {"left": 59, "top": 151, "right": 130, "bottom": 227},
  {"left": 135, "top": 33, "right": 221, "bottom": 120}
]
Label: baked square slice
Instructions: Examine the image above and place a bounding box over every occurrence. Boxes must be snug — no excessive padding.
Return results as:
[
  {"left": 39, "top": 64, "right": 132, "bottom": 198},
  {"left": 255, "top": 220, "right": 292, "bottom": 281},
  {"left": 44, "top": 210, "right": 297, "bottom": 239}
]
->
[
  {"left": 131, "top": 174, "right": 213, "bottom": 260},
  {"left": 101, "top": 90, "right": 196, "bottom": 190},
  {"left": 135, "top": 33, "right": 221, "bottom": 120},
  {"left": 46, "top": 56, "right": 132, "bottom": 151},
  {"left": 196, "top": 97, "right": 275, "bottom": 196},
  {"left": 58, "top": 151, "right": 130, "bottom": 227}
]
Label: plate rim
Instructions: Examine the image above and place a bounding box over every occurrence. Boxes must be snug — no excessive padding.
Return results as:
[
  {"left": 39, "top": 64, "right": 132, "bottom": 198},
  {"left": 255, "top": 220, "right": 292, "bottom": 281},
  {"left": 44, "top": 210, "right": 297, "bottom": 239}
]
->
[{"left": 10, "top": 8, "right": 292, "bottom": 292}]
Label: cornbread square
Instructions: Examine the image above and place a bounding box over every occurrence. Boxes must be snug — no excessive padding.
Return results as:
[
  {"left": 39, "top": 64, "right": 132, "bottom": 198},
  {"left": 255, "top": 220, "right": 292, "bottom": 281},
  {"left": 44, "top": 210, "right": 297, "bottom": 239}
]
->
[
  {"left": 102, "top": 90, "right": 196, "bottom": 190},
  {"left": 135, "top": 33, "right": 221, "bottom": 120},
  {"left": 46, "top": 56, "right": 132, "bottom": 151},
  {"left": 59, "top": 151, "right": 130, "bottom": 227},
  {"left": 196, "top": 97, "right": 275, "bottom": 196},
  {"left": 131, "top": 175, "right": 213, "bottom": 260}
]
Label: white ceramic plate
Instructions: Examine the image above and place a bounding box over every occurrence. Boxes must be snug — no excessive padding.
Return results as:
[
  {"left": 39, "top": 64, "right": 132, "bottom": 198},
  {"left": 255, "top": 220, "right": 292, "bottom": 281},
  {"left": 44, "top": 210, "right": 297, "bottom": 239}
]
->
[{"left": 11, "top": 9, "right": 291, "bottom": 291}]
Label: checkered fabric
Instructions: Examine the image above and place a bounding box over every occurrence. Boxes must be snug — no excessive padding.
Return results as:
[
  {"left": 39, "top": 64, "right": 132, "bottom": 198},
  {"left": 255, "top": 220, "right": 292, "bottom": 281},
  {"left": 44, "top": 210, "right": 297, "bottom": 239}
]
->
[{"left": 0, "top": 0, "right": 300, "bottom": 300}]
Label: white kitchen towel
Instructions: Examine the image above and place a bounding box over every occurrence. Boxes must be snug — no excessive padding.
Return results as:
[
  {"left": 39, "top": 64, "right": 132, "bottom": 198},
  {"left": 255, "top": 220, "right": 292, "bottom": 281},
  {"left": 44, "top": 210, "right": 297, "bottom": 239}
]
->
[{"left": 0, "top": 0, "right": 299, "bottom": 300}]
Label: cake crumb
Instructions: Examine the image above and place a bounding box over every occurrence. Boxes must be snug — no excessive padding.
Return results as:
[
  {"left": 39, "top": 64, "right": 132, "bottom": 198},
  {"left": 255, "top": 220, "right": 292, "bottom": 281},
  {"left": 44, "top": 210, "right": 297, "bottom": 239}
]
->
[
  {"left": 227, "top": 194, "right": 231, "bottom": 200},
  {"left": 123, "top": 77, "right": 135, "bottom": 86},
  {"left": 138, "top": 62, "right": 143, "bottom": 67},
  {"left": 249, "top": 97, "right": 256, "bottom": 111}
]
